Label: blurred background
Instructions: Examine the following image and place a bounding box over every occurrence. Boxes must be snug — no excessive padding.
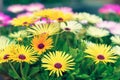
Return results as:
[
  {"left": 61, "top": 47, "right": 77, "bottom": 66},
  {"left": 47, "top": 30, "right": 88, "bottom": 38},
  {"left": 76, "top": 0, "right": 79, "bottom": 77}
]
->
[{"left": 2, "top": 0, "right": 120, "bottom": 14}]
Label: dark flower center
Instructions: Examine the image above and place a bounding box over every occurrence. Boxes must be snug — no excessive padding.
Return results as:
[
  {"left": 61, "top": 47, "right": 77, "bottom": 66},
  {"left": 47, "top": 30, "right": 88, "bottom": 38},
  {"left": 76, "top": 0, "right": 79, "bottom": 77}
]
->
[
  {"left": 3, "top": 54, "right": 9, "bottom": 59},
  {"left": 38, "top": 43, "right": 44, "bottom": 49},
  {"left": 54, "top": 63, "right": 62, "bottom": 69},
  {"left": 65, "top": 28, "right": 71, "bottom": 31},
  {"left": 23, "top": 22, "right": 28, "bottom": 25},
  {"left": 18, "top": 54, "right": 26, "bottom": 60},
  {"left": 97, "top": 54, "right": 105, "bottom": 60},
  {"left": 58, "top": 18, "right": 63, "bottom": 22}
]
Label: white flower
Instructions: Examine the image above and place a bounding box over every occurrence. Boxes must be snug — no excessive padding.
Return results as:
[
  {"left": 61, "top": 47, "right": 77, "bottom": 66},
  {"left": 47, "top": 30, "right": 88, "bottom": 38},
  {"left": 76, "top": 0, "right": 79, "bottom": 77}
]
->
[
  {"left": 60, "top": 21, "right": 82, "bottom": 33},
  {"left": 112, "top": 46, "right": 120, "bottom": 55},
  {"left": 74, "top": 12, "right": 102, "bottom": 24},
  {"left": 87, "top": 27, "right": 109, "bottom": 38},
  {"left": 111, "top": 35, "right": 120, "bottom": 45}
]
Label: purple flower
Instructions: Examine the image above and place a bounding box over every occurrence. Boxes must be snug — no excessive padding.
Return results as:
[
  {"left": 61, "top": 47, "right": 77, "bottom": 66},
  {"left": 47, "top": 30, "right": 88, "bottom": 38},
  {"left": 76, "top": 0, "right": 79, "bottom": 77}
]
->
[{"left": 0, "top": 12, "right": 11, "bottom": 27}]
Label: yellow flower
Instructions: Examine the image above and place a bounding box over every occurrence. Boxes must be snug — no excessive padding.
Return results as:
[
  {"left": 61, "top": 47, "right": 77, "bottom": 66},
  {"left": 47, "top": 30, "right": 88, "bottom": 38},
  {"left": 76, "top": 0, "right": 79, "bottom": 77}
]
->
[
  {"left": 10, "top": 45, "right": 38, "bottom": 64},
  {"left": 0, "top": 36, "right": 15, "bottom": 50},
  {"left": 111, "top": 35, "right": 120, "bottom": 45},
  {"left": 11, "top": 16, "right": 36, "bottom": 26},
  {"left": 85, "top": 44, "right": 117, "bottom": 64},
  {"left": 31, "top": 34, "right": 53, "bottom": 54},
  {"left": 33, "top": 9, "right": 73, "bottom": 21},
  {"left": 74, "top": 12, "right": 102, "bottom": 24},
  {"left": 87, "top": 27, "right": 109, "bottom": 38},
  {"left": 42, "top": 51, "right": 75, "bottom": 77},
  {"left": 9, "top": 30, "right": 28, "bottom": 41},
  {"left": 0, "top": 44, "right": 16, "bottom": 63},
  {"left": 27, "top": 23, "right": 60, "bottom": 36}
]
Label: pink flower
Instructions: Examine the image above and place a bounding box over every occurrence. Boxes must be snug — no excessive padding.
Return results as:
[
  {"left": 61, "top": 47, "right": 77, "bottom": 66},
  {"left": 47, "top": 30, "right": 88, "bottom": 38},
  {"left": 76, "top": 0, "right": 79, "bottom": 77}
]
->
[
  {"left": 17, "top": 12, "right": 33, "bottom": 17},
  {"left": 53, "top": 7, "right": 73, "bottom": 13},
  {"left": 109, "top": 23, "right": 120, "bottom": 35},
  {"left": 7, "top": 4, "right": 26, "bottom": 13},
  {"left": 0, "top": 12, "right": 11, "bottom": 27},
  {"left": 25, "top": 3, "right": 44, "bottom": 12},
  {"left": 98, "top": 4, "right": 120, "bottom": 14},
  {"left": 96, "top": 21, "right": 117, "bottom": 29}
]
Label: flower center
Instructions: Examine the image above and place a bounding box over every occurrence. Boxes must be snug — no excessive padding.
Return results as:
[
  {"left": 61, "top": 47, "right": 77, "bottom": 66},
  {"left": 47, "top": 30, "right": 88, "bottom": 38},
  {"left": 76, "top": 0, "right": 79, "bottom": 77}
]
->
[
  {"left": 38, "top": 43, "right": 44, "bottom": 49},
  {"left": 97, "top": 54, "right": 105, "bottom": 60},
  {"left": 23, "top": 22, "right": 28, "bottom": 25},
  {"left": 18, "top": 54, "right": 26, "bottom": 60},
  {"left": 58, "top": 18, "right": 63, "bottom": 22},
  {"left": 54, "top": 63, "right": 62, "bottom": 69},
  {"left": 3, "top": 54, "right": 9, "bottom": 59},
  {"left": 65, "top": 28, "right": 71, "bottom": 31}
]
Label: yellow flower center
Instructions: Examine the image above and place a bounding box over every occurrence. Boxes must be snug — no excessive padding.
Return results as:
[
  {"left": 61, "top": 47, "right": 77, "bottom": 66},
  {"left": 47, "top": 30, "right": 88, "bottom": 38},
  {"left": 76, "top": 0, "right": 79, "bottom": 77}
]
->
[
  {"left": 97, "top": 54, "right": 105, "bottom": 60},
  {"left": 38, "top": 43, "right": 44, "bottom": 49},
  {"left": 18, "top": 54, "right": 26, "bottom": 60},
  {"left": 3, "top": 54, "right": 9, "bottom": 59},
  {"left": 54, "top": 63, "right": 62, "bottom": 69}
]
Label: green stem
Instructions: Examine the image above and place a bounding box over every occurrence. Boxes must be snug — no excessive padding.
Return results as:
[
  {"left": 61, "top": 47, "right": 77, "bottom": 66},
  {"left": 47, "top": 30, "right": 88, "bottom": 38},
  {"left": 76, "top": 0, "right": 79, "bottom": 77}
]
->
[
  {"left": 55, "top": 34, "right": 59, "bottom": 46},
  {"left": 8, "top": 62, "right": 21, "bottom": 79},
  {"left": 20, "top": 63, "right": 26, "bottom": 80}
]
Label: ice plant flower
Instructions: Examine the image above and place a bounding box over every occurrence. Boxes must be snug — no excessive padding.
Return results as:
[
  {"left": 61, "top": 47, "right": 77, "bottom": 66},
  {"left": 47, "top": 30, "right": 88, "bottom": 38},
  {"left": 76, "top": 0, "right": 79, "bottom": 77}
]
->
[
  {"left": 87, "top": 27, "right": 109, "bottom": 38},
  {"left": 0, "top": 36, "right": 15, "bottom": 50},
  {"left": 74, "top": 12, "right": 102, "bottom": 24},
  {"left": 60, "top": 21, "right": 82, "bottom": 34},
  {"left": 0, "top": 12, "right": 11, "bottom": 27},
  {"left": 17, "top": 12, "right": 33, "bottom": 17},
  {"left": 10, "top": 45, "right": 38, "bottom": 64},
  {"left": 109, "top": 23, "right": 120, "bottom": 35},
  {"left": 27, "top": 23, "right": 60, "bottom": 36},
  {"left": 25, "top": 3, "right": 44, "bottom": 12},
  {"left": 31, "top": 34, "right": 53, "bottom": 54},
  {"left": 113, "top": 46, "right": 120, "bottom": 55},
  {"left": 11, "top": 16, "right": 36, "bottom": 26},
  {"left": 85, "top": 44, "right": 117, "bottom": 64},
  {"left": 98, "top": 4, "right": 120, "bottom": 15},
  {"left": 7, "top": 4, "right": 26, "bottom": 13},
  {"left": 9, "top": 30, "right": 28, "bottom": 41},
  {"left": 53, "top": 7, "right": 73, "bottom": 13},
  {"left": 42, "top": 51, "right": 75, "bottom": 77},
  {"left": 33, "top": 9, "right": 73, "bottom": 22},
  {"left": 111, "top": 35, "right": 120, "bottom": 45}
]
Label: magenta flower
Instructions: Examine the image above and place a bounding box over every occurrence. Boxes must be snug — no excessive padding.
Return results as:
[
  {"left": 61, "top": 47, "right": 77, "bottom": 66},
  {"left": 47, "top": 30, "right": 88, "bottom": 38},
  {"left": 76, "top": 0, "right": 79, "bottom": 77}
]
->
[
  {"left": 0, "top": 12, "right": 11, "bottom": 27},
  {"left": 53, "top": 7, "right": 73, "bottom": 13},
  {"left": 98, "top": 4, "right": 120, "bottom": 14},
  {"left": 7, "top": 4, "right": 26, "bottom": 13},
  {"left": 25, "top": 3, "right": 44, "bottom": 12}
]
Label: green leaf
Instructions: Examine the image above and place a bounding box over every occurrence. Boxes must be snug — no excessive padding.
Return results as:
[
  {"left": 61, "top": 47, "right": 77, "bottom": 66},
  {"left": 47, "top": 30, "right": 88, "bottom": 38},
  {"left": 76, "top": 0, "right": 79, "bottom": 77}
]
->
[
  {"left": 28, "top": 67, "right": 40, "bottom": 77},
  {"left": 8, "top": 69, "right": 20, "bottom": 79},
  {"left": 23, "top": 63, "right": 30, "bottom": 77},
  {"left": 76, "top": 74, "right": 90, "bottom": 79}
]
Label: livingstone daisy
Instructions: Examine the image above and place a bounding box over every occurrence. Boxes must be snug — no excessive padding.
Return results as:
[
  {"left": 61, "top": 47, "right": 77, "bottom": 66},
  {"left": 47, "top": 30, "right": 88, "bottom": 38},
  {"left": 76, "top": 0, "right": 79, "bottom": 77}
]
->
[
  {"left": 0, "top": 36, "right": 15, "bottom": 50},
  {"left": 9, "top": 30, "right": 28, "bottom": 41},
  {"left": 87, "top": 27, "right": 109, "bottom": 38},
  {"left": 27, "top": 23, "right": 60, "bottom": 36},
  {"left": 31, "top": 34, "right": 53, "bottom": 54},
  {"left": 10, "top": 45, "right": 38, "bottom": 64},
  {"left": 42, "top": 51, "right": 75, "bottom": 77},
  {"left": 74, "top": 12, "right": 102, "bottom": 24},
  {"left": 111, "top": 35, "right": 120, "bottom": 45},
  {"left": 113, "top": 46, "right": 120, "bottom": 55},
  {"left": 33, "top": 9, "right": 73, "bottom": 22},
  {"left": 11, "top": 16, "right": 36, "bottom": 26},
  {"left": 85, "top": 44, "right": 117, "bottom": 64},
  {"left": 60, "top": 21, "right": 82, "bottom": 34}
]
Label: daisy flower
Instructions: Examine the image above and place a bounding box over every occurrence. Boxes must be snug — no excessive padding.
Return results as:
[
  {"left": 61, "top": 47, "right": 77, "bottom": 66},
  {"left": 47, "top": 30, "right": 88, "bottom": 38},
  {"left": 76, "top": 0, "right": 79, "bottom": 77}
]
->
[
  {"left": 112, "top": 46, "right": 120, "bottom": 55},
  {"left": 74, "top": 12, "right": 102, "bottom": 24},
  {"left": 111, "top": 35, "right": 120, "bottom": 45},
  {"left": 42, "top": 51, "right": 75, "bottom": 77},
  {"left": 33, "top": 9, "right": 73, "bottom": 22},
  {"left": 87, "top": 27, "right": 109, "bottom": 38},
  {"left": 10, "top": 45, "right": 38, "bottom": 64},
  {"left": 10, "top": 16, "right": 36, "bottom": 27},
  {"left": 0, "top": 36, "right": 15, "bottom": 50},
  {"left": 31, "top": 34, "right": 53, "bottom": 54},
  {"left": 9, "top": 30, "right": 28, "bottom": 41},
  {"left": 85, "top": 44, "right": 117, "bottom": 64},
  {"left": 27, "top": 23, "right": 60, "bottom": 36},
  {"left": 60, "top": 21, "right": 82, "bottom": 34},
  {"left": 53, "top": 7, "right": 73, "bottom": 13}
]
